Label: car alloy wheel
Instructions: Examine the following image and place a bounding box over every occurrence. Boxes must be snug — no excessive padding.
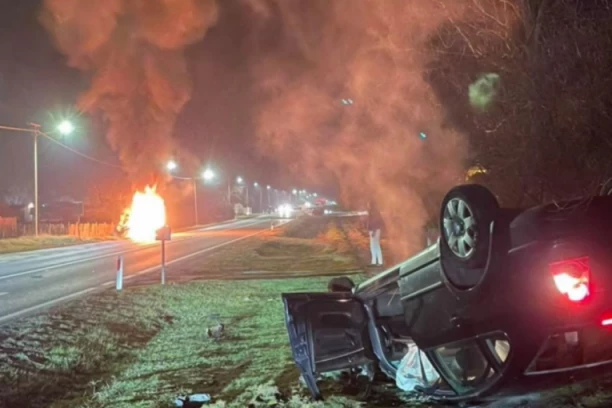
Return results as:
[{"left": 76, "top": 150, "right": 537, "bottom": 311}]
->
[{"left": 443, "top": 197, "right": 477, "bottom": 259}]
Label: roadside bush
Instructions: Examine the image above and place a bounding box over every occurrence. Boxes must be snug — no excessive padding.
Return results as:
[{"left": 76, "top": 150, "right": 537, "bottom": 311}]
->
[
  {"left": 283, "top": 217, "right": 329, "bottom": 239},
  {"left": 345, "top": 224, "right": 369, "bottom": 252},
  {"left": 317, "top": 222, "right": 350, "bottom": 253}
]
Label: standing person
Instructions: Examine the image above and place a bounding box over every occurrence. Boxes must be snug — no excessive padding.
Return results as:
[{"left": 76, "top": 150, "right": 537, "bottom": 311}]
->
[{"left": 367, "top": 201, "right": 384, "bottom": 266}]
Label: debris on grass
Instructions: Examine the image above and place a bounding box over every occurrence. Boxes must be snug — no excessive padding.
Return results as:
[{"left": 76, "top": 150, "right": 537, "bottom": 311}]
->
[
  {"left": 175, "top": 393, "right": 211, "bottom": 407},
  {"left": 206, "top": 323, "right": 225, "bottom": 340}
]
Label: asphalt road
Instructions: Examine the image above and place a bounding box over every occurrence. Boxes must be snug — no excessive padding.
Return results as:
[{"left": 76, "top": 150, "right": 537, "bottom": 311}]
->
[{"left": 0, "top": 216, "right": 285, "bottom": 325}]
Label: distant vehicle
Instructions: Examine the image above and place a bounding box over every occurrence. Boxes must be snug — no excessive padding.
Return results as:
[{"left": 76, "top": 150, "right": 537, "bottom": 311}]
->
[
  {"left": 282, "top": 184, "right": 612, "bottom": 403},
  {"left": 311, "top": 207, "right": 325, "bottom": 216},
  {"left": 277, "top": 204, "right": 293, "bottom": 218}
]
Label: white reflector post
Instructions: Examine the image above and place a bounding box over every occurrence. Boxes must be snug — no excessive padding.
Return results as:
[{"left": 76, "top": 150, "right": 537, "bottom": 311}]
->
[{"left": 116, "top": 255, "right": 124, "bottom": 291}]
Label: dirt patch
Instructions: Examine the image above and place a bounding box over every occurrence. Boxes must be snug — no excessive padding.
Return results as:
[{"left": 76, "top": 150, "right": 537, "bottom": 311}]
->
[
  {"left": 163, "top": 217, "right": 362, "bottom": 284},
  {"left": 254, "top": 238, "right": 323, "bottom": 258},
  {"left": 282, "top": 216, "right": 330, "bottom": 239}
]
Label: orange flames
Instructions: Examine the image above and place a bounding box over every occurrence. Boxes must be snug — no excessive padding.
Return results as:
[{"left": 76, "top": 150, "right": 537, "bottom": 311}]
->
[{"left": 120, "top": 185, "right": 166, "bottom": 243}]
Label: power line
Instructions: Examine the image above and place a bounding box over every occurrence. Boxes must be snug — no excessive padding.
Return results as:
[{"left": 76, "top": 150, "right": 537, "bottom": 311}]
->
[
  {"left": 39, "top": 131, "right": 123, "bottom": 170},
  {"left": 0, "top": 124, "right": 124, "bottom": 170},
  {"left": 171, "top": 175, "right": 195, "bottom": 181}
]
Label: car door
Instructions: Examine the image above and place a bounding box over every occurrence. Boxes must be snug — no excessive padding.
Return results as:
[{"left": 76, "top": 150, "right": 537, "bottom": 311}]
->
[{"left": 282, "top": 292, "right": 374, "bottom": 400}]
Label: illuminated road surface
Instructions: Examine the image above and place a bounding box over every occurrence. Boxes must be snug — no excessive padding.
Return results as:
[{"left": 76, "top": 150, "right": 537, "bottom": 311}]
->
[{"left": 0, "top": 217, "right": 285, "bottom": 324}]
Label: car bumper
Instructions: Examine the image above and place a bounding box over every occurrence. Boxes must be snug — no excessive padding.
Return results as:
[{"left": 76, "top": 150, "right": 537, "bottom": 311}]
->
[
  {"left": 524, "top": 323, "right": 612, "bottom": 376},
  {"left": 478, "top": 323, "right": 612, "bottom": 401}
]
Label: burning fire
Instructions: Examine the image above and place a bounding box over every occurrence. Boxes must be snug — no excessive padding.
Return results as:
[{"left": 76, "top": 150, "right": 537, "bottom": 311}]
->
[{"left": 120, "top": 185, "right": 166, "bottom": 243}]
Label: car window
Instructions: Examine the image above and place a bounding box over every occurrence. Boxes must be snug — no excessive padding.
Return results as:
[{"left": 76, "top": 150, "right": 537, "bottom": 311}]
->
[
  {"left": 487, "top": 335, "right": 510, "bottom": 364},
  {"left": 431, "top": 333, "right": 510, "bottom": 394},
  {"left": 435, "top": 342, "right": 490, "bottom": 388}
]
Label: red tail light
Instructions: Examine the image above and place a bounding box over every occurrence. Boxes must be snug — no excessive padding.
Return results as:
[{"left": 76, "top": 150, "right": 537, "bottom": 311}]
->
[{"left": 549, "top": 257, "right": 590, "bottom": 302}]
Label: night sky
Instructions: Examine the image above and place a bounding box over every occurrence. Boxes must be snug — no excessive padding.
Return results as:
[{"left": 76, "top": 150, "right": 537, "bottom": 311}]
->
[{"left": 0, "top": 0, "right": 293, "bottom": 203}]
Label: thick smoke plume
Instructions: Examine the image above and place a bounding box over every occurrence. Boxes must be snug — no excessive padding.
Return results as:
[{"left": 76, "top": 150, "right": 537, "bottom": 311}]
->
[
  {"left": 40, "top": 0, "right": 218, "bottom": 185},
  {"left": 246, "top": 0, "right": 512, "bottom": 258}
]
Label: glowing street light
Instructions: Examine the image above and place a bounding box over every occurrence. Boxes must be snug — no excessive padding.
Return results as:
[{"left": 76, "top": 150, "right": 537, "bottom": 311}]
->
[
  {"left": 202, "top": 168, "right": 215, "bottom": 181},
  {"left": 292, "top": 189, "right": 298, "bottom": 195},
  {"left": 266, "top": 185, "right": 271, "bottom": 190},
  {"left": 166, "top": 160, "right": 178, "bottom": 172},
  {"left": 254, "top": 182, "right": 259, "bottom": 187},
  {"left": 57, "top": 120, "right": 74, "bottom": 136},
  {"left": 0, "top": 120, "right": 82, "bottom": 236},
  {"left": 236, "top": 176, "right": 244, "bottom": 184}
]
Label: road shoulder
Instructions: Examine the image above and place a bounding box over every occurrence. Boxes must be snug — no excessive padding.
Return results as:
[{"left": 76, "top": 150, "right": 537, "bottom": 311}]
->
[{"left": 0, "top": 216, "right": 366, "bottom": 407}]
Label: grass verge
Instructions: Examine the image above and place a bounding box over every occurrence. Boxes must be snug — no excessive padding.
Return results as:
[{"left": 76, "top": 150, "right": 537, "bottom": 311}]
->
[
  {"left": 3, "top": 216, "right": 608, "bottom": 407},
  {"left": 0, "top": 235, "right": 117, "bottom": 254},
  {"left": 0, "top": 216, "right": 371, "bottom": 407}
]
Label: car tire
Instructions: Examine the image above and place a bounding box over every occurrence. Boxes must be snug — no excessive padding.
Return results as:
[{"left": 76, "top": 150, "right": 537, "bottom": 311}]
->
[
  {"left": 439, "top": 184, "right": 499, "bottom": 269},
  {"left": 328, "top": 276, "right": 356, "bottom": 292}
]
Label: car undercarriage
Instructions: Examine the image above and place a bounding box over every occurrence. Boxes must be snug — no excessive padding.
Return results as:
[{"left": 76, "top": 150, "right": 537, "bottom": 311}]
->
[{"left": 282, "top": 184, "right": 612, "bottom": 403}]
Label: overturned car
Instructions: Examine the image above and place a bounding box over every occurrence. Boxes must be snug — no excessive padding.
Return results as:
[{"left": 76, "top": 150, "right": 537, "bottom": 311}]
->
[{"left": 282, "top": 184, "right": 612, "bottom": 402}]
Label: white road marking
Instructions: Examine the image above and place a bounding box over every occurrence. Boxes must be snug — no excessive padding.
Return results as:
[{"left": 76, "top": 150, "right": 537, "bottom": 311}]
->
[
  {"left": 0, "top": 292, "right": 8, "bottom": 297},
  {"left": 0, "top": 245, "right": 153, "bottom": 282},
  {"left": 122, "top": 228, "right": 269, "bottom": 281},
  {"left": 0, "top": 218, "right": 289, "bottom": 324},
  {"left": 0, "top": 218, "right": 267, "bottom": 282}
]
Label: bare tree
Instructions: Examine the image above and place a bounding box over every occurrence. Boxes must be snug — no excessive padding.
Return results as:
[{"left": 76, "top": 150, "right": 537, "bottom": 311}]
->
[
  {"left": 428, "top": 0, "right": 612, "bottom": 206},
  {"left": 2, "top": 185, "right": 32, "bottom": 206}
]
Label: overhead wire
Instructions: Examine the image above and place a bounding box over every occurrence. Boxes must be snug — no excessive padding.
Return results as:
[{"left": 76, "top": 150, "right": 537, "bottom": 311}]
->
[
  {"left": 0, "top": 124, "right": 124, "bottom": 170},
  {"left": 38, "top": 130, "right": 124, "bottom": 169}
]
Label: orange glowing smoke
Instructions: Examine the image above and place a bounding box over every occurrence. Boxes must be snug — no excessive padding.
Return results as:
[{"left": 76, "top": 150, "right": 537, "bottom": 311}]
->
[{"left": 123, "top": 185, "right": 166, "bottom": 243}]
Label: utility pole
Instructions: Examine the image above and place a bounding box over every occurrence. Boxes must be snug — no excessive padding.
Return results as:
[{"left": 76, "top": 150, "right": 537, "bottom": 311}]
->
[
  {"left": 0, "top": 121, "right": 74, "bottom": 237},
  {"left": 259, "top": 188, "right": 263, "bottom": 213},
  {"left": 227, "top": 180, "right": 231, "bottom": 205},
  {"left": 245, "top": 185, "right": 249, "bottom": 211},
  {"left": 30, "top": 123, "right": 40, "bottom": 237},
  {"left": 193, "top": 178, "right": 199, "bottom": 225}
]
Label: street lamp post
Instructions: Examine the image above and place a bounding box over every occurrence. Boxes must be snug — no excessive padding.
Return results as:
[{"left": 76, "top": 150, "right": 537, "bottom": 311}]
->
[
  {"left": 193, "top": 178, "right": 199, "bottom": 225},
  {"left": 30, "top": 123, "right": 40, "bottom": 236},
  {"left": 167, "top": 163, "right": 218, "bottom": 226},
  {"left": 227, "top": 180, "right": 231, "bottom": 206},
  {"left": 236, "top": 176, "right": 248, "bottom": 210},
  {"left": 0, "top": 121, "right": 74, "bottom": 237},
  {"left": 253, "top": 182, "right": 263, "bottom": 213}
]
